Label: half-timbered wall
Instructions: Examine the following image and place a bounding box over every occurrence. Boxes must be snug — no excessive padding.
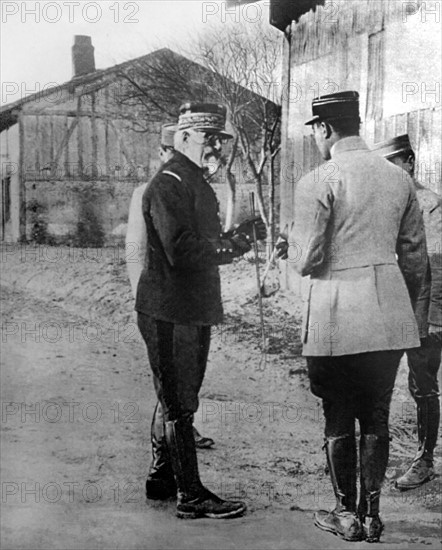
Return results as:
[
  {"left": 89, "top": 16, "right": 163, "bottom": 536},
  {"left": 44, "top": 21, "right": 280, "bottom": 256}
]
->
[
  {"left": 20, "top": 82, "right": 161, "bottom": 182},
  {"left": 13, "top": 79, "right": 163, "bottom": 244},
  {"left": 1, "top": 44, "right": 280, "bottom": 244}
]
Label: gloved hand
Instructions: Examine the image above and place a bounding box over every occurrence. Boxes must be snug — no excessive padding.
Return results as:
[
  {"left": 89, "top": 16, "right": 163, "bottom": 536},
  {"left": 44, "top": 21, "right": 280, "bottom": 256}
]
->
[
  {"left": 233, "top": 216, "right": 267, "bottom": 243},
  {"left": 230, "top": 233, "right": 252, "bottom": 255},
  {"left": 276, "top": 238, "right": 289, "bottom": 260},
  {"left": 428, "top": 323, "right": 442, "bottom": 342}
]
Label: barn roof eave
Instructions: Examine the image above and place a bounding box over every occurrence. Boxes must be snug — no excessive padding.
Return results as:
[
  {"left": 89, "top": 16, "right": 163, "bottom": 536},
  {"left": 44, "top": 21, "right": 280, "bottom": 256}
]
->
[{"left": 0, "top": 48, "right": 179, "bottom": 131}]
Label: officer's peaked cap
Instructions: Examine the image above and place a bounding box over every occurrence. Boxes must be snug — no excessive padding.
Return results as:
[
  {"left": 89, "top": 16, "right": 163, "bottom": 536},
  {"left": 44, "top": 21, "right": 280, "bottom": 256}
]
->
[
  {"left": 177, "top": 102, "right": 233, "bottom": 139},
  {"left": 305, "top": 91, "right": 361, "bottom": 126}
]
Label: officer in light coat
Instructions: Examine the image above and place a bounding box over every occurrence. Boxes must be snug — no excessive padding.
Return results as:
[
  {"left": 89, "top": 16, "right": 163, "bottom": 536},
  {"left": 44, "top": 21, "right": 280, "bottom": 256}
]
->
[
  {"left": 126, "top": 123, "right": 176, "bottom": 297},
  {"left": 277, "top": 92, "right": 427, "bottom": 542},
  {"left": 373, "top": 134, "right": 441, "bottom": 491}
]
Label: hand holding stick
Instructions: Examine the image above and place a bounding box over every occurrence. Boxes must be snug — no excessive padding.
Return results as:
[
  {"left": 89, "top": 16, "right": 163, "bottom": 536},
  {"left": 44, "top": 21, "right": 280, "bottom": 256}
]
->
[{"left": 260, "top": 225, "right": 288, "bottom": 297}]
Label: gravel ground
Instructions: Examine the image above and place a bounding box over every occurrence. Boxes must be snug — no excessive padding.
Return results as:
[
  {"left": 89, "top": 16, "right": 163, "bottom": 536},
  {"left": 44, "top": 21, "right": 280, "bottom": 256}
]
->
[{"left": 1, "top": 244, "right": 441, "bottom": 549}]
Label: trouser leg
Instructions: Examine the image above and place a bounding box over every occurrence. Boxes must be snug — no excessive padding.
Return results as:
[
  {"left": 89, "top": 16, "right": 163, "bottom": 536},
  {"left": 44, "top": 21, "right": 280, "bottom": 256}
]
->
[
  {"left": 143, "top": 401, "right": 176, "bottom": 499},
  {"left": 355, "top": 350, "right": 401, "bottom": 542},
  {"left": 138, "top": 313, "right": 245, "bottom": 518},
  {"left": 358, "top": 434, "right": 390, "bottom": 516},
  {"left": 137, "top": 315, "right": 209, "bottom": 497},
  {"left": 137, "top": 315, "right": 210, "bottom": 421},
  {"left": 414, "top": 395, "right": 440, "bottom": 464},
  {"left": 307, "top": 356, "right": 358, "bottom": 511},
  {"left": 356, "top": 350, "right": 400, "bottom": 514},
  {"left": 396, "top": 338, "right": 441, "bottom": 491},
  {"left": 407, "top": 337, "right": 441, "bottom": 464},
  {"left": 307, "top": 356, "right": 362, "bottom": 541},
  {"left": 324, "top": 435, "right": 357, "bottom": 513},
  {"left": 164, "top": 414, "right": 203, "bottom": 499},
  {"left": 149, "top": 401, "right": 174, "bottom": 479}
]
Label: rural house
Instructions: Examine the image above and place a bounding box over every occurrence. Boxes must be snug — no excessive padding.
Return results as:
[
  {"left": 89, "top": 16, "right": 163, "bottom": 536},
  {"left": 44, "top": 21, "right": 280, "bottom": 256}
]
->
[{"left": 0, "top": 36, "right": 278, "bottom": 244}]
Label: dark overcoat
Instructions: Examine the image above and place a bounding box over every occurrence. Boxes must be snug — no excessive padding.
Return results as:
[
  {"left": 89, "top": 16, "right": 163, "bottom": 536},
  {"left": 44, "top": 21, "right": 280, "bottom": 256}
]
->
[{"left": 135, "top": 152, "right": 236, "bottom": 326}]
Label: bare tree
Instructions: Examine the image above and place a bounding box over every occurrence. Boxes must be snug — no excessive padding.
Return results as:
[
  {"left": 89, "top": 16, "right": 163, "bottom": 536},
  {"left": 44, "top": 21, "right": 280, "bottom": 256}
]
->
[
  {"left": 115, "top": 19, "right": 282, "bottom": 249},
  {"left": 115, "top": 48, "right": 243, "bottom": 232},
  {"left": 193, "top": 19, "right": 282, "bottom": 248},
  {"left": 114, "top": 48, "right": 210, "bottom": 128}
]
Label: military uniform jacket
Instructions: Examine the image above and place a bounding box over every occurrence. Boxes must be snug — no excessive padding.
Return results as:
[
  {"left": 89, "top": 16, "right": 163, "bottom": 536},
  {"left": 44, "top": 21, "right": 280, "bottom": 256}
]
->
[
  {"left": 135, "top": 151, "right": 234, "bottom": 325},
  {"left": 414, "top": 185, "right": 442, "bottom": 334},
  {"left": 290, "top": 136, "right": 427, "bottom": 356}
]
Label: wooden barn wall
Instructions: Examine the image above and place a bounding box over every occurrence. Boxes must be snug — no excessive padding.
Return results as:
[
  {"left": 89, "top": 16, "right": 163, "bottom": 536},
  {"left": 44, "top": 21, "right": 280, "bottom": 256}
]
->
[
  {"left": 365, "top": 107, "right": 441, "bottom": 190},
  {"left": 280, "top": 0, "right": 441, "bottom": 290},
  {"left": 21, "top": 112, "right": 159, "bottom": 182},
  {"left": 20, "top": 79, "right": 162, "bottom": 182}
]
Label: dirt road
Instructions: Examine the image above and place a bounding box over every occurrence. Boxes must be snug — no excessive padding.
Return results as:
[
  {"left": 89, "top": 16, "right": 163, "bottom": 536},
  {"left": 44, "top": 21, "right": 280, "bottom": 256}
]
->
[{"left": 1, "top": 247, "right": 440, "bottom": 549}]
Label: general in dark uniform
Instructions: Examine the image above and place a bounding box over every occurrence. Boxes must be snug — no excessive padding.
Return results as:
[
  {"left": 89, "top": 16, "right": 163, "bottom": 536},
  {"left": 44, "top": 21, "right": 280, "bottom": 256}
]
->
[
  {"left": 373, "top": 134, "right": 442, "bottom": 491},
  {"left": 135, "top": 103, "right": 265, "bottom": 519},
  {"left": 277, "top": 92, "right": 427, "bottom": 542},
  {"left": 126, "top": 122, "right": 214, "bottom": 450}
]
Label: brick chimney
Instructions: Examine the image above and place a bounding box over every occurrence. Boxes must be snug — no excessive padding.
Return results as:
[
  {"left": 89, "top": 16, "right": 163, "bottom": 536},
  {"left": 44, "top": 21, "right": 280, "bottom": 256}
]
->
[{"left": 72, "top": 35, "right": 95, "bottom": 77}]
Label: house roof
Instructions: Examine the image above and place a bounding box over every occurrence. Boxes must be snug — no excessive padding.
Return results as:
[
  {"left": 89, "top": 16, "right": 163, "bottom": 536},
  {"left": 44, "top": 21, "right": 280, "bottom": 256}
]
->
[
  {"left": 0, "top": 48, "right": 171, "bottom": 131},
  {"left": 2, "top": 47, "right": 276, "bottom": 133}
]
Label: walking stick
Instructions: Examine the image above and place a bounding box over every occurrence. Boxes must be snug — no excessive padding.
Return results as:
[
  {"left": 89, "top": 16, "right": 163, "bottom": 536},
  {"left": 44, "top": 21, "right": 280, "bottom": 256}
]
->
[{"left": 249, "top": 192, "right": 267, "bottom": 370}]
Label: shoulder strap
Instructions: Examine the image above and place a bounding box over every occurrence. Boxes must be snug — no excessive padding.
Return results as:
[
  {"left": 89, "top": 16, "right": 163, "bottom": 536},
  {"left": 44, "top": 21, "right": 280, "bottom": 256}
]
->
[{"left": 162, "top": 170, "right": 182, "bottom": 182}]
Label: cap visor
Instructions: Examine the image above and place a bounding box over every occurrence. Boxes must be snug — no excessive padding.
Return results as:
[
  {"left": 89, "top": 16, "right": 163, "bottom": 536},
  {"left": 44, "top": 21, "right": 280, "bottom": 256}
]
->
[
  {"left": 219, "top": 130, "right": 233, "bottom": 140},
  {"left": 163, "top": 124, "right": 178, "bottom": 132},
  {"left": 188, "top": 126, "right": 231, "bottom": 139},
  {"left": 304, "top": 115, "right": 320, "bottom": 126}
]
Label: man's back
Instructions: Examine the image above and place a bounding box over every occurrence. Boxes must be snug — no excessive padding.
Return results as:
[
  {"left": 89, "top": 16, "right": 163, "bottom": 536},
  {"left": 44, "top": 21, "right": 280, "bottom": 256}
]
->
[{"left": 292, "top": 136, "right": 426, "bottom": 356}]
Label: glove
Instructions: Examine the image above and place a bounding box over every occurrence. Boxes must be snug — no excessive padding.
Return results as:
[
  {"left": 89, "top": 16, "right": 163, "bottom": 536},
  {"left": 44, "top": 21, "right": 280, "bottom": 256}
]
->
[
  {"left": 233, "top": 216, "right": 267, "bottom": 243},
  {"left": 230, "top": 233, "right": 252, "bottom": 255},
  {"left": 428, "top": 323, "right": 442, "bottom": 342},
  {"left": 276, "top": 238, "right": 289, "bottom": 260}
]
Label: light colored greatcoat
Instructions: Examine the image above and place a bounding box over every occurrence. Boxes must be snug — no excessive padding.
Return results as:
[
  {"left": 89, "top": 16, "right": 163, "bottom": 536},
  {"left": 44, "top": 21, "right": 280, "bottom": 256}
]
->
[
  {"left": 290, "top": 136, "right": 427, "bottom": 356},
  {"left": 414, "top": 184, "right": 442, "bottom": 335},
  {"left": 126, "top": 182, "right": 148, "bottom": 298}
]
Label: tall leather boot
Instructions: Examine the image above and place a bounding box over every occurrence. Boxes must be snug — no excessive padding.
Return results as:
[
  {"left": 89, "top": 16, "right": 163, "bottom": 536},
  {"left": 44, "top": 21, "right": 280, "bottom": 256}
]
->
[
  {"left": 358, "top": 434, "right": 389, "bottom": 543},
  {"left": 145, "top": 402, "right": 177, "bottom": 500},
  {"left": 396, "top": 396, "right": 439, "bottom": 491},
  {"left": 314, "top": 435, "right": 363, "bottom": 541},
  {"left": 165, "top": 415, "right": 246, "bottom": 519}
]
